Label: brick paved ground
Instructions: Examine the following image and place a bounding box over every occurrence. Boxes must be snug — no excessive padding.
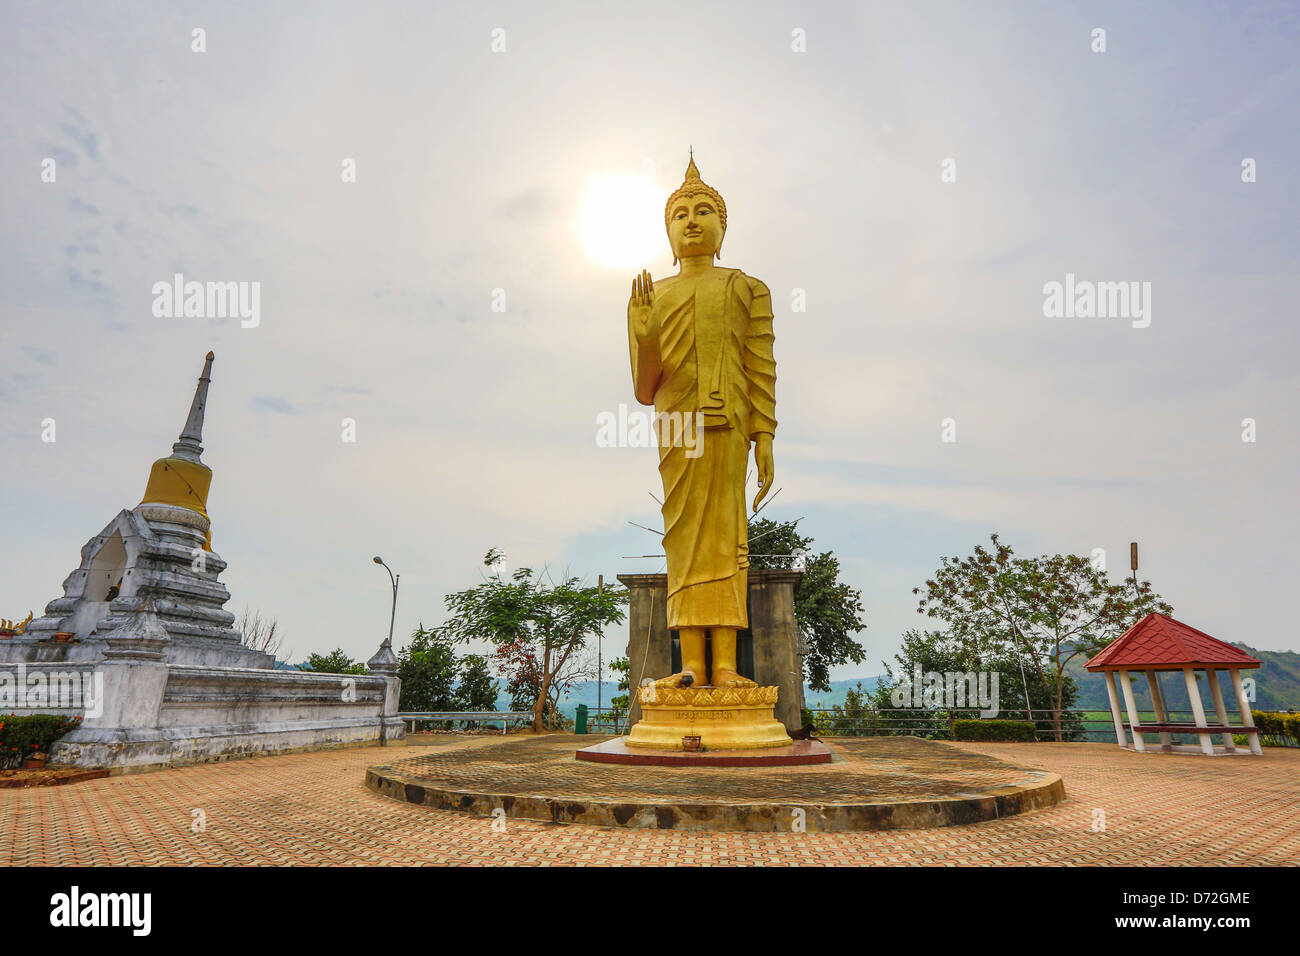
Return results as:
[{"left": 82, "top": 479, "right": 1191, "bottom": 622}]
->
[
  {"left": 368, "top": 735, "right": 1063, "bottom": 830},
  {"left": 382, "top": 735, "right": 1051, "bottom": 803},
  {"left": 1, "top": 735, "right": 1296, "bottom": 865}
]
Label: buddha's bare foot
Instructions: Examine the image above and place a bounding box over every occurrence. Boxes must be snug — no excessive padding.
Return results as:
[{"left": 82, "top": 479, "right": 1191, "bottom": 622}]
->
[
  {"left": 710, "top": 669, "right": 756, "bottom": 687},
  {"left": 652, "top": 670, "right": 697, "bottom": 688}
]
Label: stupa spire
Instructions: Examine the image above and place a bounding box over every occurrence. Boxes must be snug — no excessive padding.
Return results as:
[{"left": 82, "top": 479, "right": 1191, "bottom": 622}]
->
[
  {"left": 139, "top": 350, "right": 216, "bottom": 525},
  {"left": 171, "top": 351, "right": 214, "bottom": 463}
]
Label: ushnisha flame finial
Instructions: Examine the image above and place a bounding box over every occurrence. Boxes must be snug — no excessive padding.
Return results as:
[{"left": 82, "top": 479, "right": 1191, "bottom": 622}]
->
[
  {"left": 171, "top": 351, "right": 214, "bottom": 464},
  {"left": 664, "top": 152, "right": 727, "bottom": 233}
]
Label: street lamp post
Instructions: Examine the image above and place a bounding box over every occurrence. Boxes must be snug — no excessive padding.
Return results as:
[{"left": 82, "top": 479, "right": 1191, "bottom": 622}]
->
[
  {"left": 373, "top": 556, "right": 399, "bottom": 648},
  {"left": 597, "top": 575, "right": 603, "bottom": 725}
]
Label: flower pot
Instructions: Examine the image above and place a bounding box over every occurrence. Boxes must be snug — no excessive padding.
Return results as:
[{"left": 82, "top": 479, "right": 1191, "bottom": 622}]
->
[
  {"left": 682, "top": 735, "right": 702, "bottom": 752},
  {"left": 21, "top": 755, "right": 47, "bottom": 770},
  {"left": 53, "top": 632, "right": 74, "bottom": 643}
]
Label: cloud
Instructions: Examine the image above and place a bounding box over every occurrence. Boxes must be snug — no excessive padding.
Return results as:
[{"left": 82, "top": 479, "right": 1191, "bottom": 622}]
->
[
  {"left": 252, "top": 396, "right": 303, "bottom": 415},
  {"left": 58, "top": 105, "right": 99, "bottom": 156},
  {"left": 1, "top": 0, "right": 1296, "bottom": 675},
  {"left": 21, "top": 347, "right": 56, "bottom": 366},
  {"left": 322, "top": 384, "right": 372, "bottom": 396},
  {"left": 501, "top": 188, "right": 553, "bottom": 222},
  {"left": 161, "top": 203, "right": 202, "bottom": 219},
  {"left": 42, "top": 146, "right": 79, "bottom": 167},
  {"left": 66, "top": 268, "right": 107, "bottom": 293}
]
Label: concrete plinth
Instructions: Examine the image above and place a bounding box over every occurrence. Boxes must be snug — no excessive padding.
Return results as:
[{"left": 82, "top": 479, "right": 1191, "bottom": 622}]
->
[
  {"left": 619, "top": 569, "right": 805, "bottom": 733},
  {"left": 367, "top": 734, "right": 1067, "bottom": 832}
]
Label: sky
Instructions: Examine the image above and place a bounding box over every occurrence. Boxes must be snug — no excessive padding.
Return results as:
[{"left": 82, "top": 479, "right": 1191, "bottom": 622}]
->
[{"left": 2, "top": 1, "right": 1298, "bottom": 678}]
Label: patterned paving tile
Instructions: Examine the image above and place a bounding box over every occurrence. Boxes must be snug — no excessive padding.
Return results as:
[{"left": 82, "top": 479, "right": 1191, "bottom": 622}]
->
[{"left": 1, "top": 736, "right": 1295, "bottom": 866}]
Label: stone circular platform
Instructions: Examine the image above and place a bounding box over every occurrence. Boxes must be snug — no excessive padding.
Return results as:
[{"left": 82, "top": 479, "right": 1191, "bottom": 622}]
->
[
  {"left": 366, "top": 734, "right": 1066, "bottom": 832},
  {"left": 576, "top": 737, "right": 832, "bottom": 766}
]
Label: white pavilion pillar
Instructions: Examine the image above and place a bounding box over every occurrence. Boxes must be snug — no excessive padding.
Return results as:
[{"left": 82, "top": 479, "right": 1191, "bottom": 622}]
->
[
  {"left": 1229, "top": 668, "right": 1263, "bottom": 755},
  {"left": 1146, "top": 670, "right": 1172, "bottom": 751},
  {"left": 1117, "top": 669, "right": 1145, "bottom": 752},
  {"left": 1104, "top": 671, "right": 1128, "bottom": 748},
  {"left": 1182, "top": 666, "right": 1215, "bottom": 755},
  {"left": 1206, "top": 669, "right": 1235, "bottom": 753}
]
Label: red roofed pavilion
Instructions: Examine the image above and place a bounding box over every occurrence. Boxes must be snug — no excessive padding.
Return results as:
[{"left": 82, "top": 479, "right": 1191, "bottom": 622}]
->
[{"left": 1086, "top": 613, "right": 1262, "bottom": 755}]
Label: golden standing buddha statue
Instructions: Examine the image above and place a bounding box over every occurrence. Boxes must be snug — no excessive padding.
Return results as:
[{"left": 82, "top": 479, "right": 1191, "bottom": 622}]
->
[{"left": 624, "top": 156, "right": 790, "bottom": 750}]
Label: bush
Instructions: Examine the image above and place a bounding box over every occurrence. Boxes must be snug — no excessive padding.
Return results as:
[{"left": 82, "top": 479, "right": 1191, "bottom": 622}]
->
[
  {"left": 1251, "top": 710, "right": 1300, "bottom": 747},
  {"left": 953, "top": 718, "right": 1036, "bottom": 742},
  {"left": 0, "top": 714, "right": 81, "bottom": 768},
  {"left": 303, "top": 649, "right": 368, "bottom": 675}
]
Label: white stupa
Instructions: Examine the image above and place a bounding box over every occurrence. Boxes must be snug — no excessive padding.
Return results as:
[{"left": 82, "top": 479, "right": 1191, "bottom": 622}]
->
[{"left": 8, "top": 352, "right": 271, "bottom": 668}]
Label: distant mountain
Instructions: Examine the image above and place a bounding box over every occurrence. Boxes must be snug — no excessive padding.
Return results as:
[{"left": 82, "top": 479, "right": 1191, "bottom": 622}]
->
[
  {"left": 546, "top": 646, "right": 1300, "bottom": 715},
  {"left": 1064, "top": 643, "right": 1300, "bottom": 712}
]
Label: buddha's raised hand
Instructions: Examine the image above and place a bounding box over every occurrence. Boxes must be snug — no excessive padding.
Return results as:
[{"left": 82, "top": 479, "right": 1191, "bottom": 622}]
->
[{"left": 628, "top": 270, "right": 656, "bottom": 339}]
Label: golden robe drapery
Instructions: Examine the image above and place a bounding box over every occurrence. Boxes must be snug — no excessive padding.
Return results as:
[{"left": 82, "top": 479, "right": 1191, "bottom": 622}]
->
[{"left": 629, "top": 267, "right": 776, "bottom": 629}]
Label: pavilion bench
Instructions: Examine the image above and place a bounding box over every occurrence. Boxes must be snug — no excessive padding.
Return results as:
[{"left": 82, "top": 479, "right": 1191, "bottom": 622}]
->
[
  {"left": 1123, "top": 722, "right": 1247, "bottom": 734},
  {"left": 400, "top": 711, "right": 533, "bottom": 735}
]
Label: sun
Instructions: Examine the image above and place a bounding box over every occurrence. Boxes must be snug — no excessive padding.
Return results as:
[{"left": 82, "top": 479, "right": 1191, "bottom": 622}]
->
[{"left": 580, "top": 173, "right": 665, "bottom": 270}]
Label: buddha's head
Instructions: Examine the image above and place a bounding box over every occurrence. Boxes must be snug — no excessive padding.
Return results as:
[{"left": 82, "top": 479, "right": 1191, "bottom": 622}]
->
[{"left": 665, "top": 155, "right": 727, "bottom": 263}]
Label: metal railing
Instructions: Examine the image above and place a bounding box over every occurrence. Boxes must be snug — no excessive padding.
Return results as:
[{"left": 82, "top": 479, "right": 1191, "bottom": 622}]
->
[
  {"left": 567, "top": 706, "right": 1298, "bottom": 747},
  {"left": 400, "top": 711, "right": 533, "bottom": 735},
  {"left": 801, "top": 707, "right": 1292, "bottom": 744},
  {"left": 585, "top": 710, "right": 629, "bottom": 735}
]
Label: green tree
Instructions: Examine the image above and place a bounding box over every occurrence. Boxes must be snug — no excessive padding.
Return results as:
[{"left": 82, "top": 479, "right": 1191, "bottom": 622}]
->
[
  {"left": 872, "top": 628, "right": 1085, "bottom": 740},
  {"left": 914, "top": 534, "right": 1171, "bottom": 740},
  {"left": 456, "top": 654, "right": 499, "bottom": 711},
  {"left": 830, "top": 681, "right": 871, "bottom": 736},
  {"left": 397, "top": 627, "right": 463, "bottom": 712},
  {"left": 305, "top": 648, "right": 367, "bottom": 675},
  {"left": 398, "top": 629, "right": 501, "bottom": 714},
  {"left": 439, "top": 550, "right": 627, "bottom": 732},
  {"left": 607, "top": 655, "right": 631, "bottom": 724},
  {"left": 748, "top": 517, "right": 867, "bottom": 691}
]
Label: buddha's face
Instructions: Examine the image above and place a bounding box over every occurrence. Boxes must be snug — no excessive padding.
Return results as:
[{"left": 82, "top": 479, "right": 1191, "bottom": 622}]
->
[{"left": 668, "top": 195, "right": 724, "bottom": 260}]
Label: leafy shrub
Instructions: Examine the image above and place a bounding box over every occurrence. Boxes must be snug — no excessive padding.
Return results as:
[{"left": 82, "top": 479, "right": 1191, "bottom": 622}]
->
[
  {"left": 1251, "top": 710, "right": 1300, "bottom": 747},
  {"left": 0, "top": 714, "right": 81, "bottom": 768},
  {"left": 952, "top": 718, "right": 1036, "bottom": 742},
  {"left": 302, "top": 649, "right": 367, "bottom": 675}
]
